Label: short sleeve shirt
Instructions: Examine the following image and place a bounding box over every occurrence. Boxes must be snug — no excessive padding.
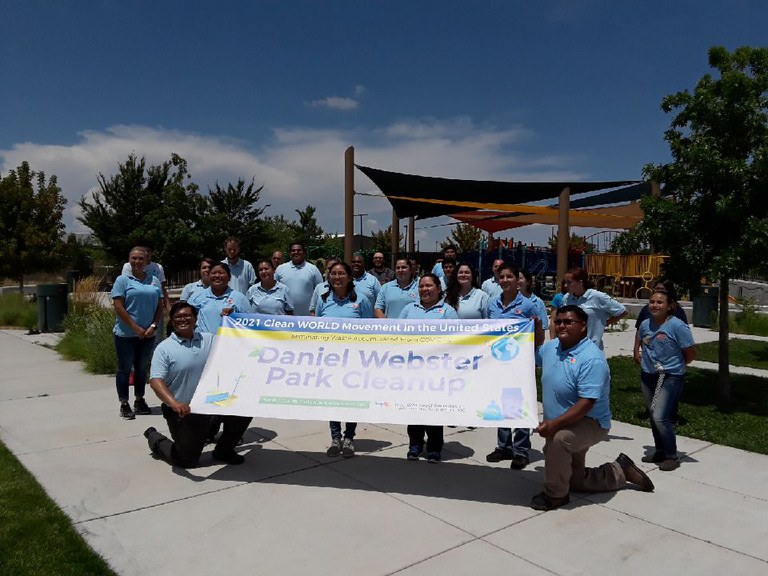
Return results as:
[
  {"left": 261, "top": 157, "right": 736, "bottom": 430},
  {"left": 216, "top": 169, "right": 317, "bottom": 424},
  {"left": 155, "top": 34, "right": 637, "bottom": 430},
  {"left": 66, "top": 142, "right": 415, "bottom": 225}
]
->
[
  {"left": 488, "top": 292, "right": 537, "bottom": 320},
  {"left": 374, "top": 278, "right": 419, "bottom": 319},
  {"left": 275, "top": 260, "right": 324, "bottom": 316},
  {"left": 352, "top": 271, "right": 381, "bottom": 308},
  {"left": 247, "top": 281, "right": 294, "bottom": 315},
  {"left": 563, "top": 289, "right": 626, "bottom": 350},
  {"left": 536, "top": 337, "right": 612, "bottom": 429},
  {"left": 528, "top": 293, "right": 550, "bottom": 330},
  {"left": 188, "top": 287, "right": 250, "bottom": 334},
  {"left": 481, "top": 277, "right": 502, "bottom": 300},
  {"left": 122, "top": 261, "right": 166, "bottom": 284},
  {"left": 150, "top": 331, "right": 214, "bottom": 404},
  {"left": 315, "top": 293, "right": 374, "bottom": 319},
  {"left": 180, "top": 280, "right": 206, "bottom": 302},
  {"left": 223, "top": 258, "right": 256, "bottom": 295},
  {"left": 369, "top": 267, "right": 395, "bottom": 285},
  {"left": 399, "top": 300, "right": 459, "bottom": 320},
  {"left": 455, "top": 288, "right": 490, "bottom": 319},
  {"left": 637, "top": 316, "right": 695, "bottom": 375},
  {"left": 110, "top": 274, "right": 163, "bottom": 337}
]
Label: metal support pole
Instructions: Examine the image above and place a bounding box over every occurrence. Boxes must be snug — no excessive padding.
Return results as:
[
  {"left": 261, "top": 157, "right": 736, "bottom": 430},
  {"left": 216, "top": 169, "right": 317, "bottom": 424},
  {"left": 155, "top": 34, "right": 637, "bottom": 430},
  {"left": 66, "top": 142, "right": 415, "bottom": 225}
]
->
[
  {"left": 556, "top": 186, "right": 571, "bottom": 283},
  {"left": 391, "top": 209, "right": 399, "bottom": 269},
  {"left": 344, "top": 147, "right": 355, "bottom": 264}
]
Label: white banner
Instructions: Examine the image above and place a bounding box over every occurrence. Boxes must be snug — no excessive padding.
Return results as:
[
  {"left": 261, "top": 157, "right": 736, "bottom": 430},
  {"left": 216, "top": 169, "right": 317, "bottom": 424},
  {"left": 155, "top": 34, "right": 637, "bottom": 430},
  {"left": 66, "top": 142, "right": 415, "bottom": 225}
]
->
[{"left": 189, "top": 313, "right": 538, "bottom": 428}]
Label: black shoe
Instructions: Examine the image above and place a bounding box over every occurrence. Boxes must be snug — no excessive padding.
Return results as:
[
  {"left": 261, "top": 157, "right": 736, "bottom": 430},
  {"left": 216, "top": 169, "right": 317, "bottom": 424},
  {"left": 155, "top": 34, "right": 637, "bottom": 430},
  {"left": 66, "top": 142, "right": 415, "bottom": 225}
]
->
[
  {"left": 407, "top": 446, "right": 422, "bottom": 461},
  {"left": 530, "top": 491, "right": 570, "bottom": 511},
  {"left": 133, "top": 397, "right": 151, "bottom": 415},
  {"left": 326, "top": 437, "right": 343, "bottom": 457},
  {"left": 486, "top": 448, "right": 513, "bottom": 462},
  {"left": 143, "top": 426, "right": 157, "bottom": 439},
  {"left": 641, "top": 452, "right": 664, "bottom": 464},
  {"left": 426, "top": 451, "right": 441, "bottom": 463},
  {"left": 510, "top": 454, "right": 530, "bottom": 470},
  {"left": 119, "top": 402, "right": 135, "bottom": 420},
  {"left": 617, "top": 453, "right": 654, "bottom": 492},
  {"left": 212, "top": 449, "right": 245, "bottom": 465}
]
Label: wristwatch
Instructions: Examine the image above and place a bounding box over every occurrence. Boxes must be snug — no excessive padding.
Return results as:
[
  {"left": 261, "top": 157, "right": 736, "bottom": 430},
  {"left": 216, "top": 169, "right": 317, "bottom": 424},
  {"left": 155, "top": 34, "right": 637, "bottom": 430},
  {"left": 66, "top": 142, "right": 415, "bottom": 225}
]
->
[{"left": 150, "top": 323, "right": 157, "bottom": 329}]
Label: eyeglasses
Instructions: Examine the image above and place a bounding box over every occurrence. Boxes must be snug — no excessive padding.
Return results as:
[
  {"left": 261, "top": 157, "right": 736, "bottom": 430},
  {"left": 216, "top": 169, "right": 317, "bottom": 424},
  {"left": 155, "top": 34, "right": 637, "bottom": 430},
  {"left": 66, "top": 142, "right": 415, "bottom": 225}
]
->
[
  {"left": 172, "top": 315, "right": 195, "bottom": 321},
  {"left": 553, "top": 319, "right": 584, "bottom": 326}
]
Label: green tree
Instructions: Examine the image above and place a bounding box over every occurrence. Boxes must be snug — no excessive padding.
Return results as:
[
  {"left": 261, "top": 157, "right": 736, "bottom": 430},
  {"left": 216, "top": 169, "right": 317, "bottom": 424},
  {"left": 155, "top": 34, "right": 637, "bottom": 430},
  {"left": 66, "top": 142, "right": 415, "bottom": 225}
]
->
[
  {"left": 0, "top": 162, "right": 67, "bottom": 290},
  {"left": 444, "top": 223, "right": 482, "bottom": 253},
  {"left": 78, "top": 154, "right": 207, "bottom": 274},
  {"left": 641, "top": 46, "right": 768, "bottom": 404},
  {"left": 293, "top": 205, "right": 325, "bottom": 253},
  {"left": 547, "top": 232, "right": 596, "bottom": 253},
  {"left": 203, "top": 178, "right": 270, "bottom": 259},
  {"left": 261, "top": 214, "right": 300, "bottom": 256},
  {"left": 370, "top": 225, "right": 403, "bottom": 254}
]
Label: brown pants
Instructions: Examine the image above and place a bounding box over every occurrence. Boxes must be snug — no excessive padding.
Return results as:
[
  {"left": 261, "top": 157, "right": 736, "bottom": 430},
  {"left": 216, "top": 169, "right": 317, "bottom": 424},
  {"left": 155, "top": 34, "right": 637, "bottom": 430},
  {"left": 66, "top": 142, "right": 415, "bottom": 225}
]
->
[{"left": 543, "top": 417, "right": 626, "bottom": 499}]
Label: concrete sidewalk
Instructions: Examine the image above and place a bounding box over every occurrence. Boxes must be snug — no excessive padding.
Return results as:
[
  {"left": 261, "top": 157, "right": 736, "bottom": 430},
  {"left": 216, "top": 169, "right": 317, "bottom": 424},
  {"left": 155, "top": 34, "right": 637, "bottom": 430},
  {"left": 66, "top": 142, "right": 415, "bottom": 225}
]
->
[{"left": 1, "top": 328, "right": 767, "bottom": 575}]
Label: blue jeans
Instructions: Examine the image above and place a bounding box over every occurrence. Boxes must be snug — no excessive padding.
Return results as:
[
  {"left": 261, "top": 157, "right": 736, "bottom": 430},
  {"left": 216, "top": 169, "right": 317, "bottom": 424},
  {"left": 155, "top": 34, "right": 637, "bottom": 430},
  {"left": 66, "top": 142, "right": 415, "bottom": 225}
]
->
[
  {"left": 640, "top": 371, "right": 685, "bottom": 459},
  {"left": 114, "top": 334, "right": 154, "bottom": 402},
  {"left": 496, "top": 427, "right": 531, "bottom": 458},
  {"left": 329, "top": 421, "right": 357, "bottom": 440}
]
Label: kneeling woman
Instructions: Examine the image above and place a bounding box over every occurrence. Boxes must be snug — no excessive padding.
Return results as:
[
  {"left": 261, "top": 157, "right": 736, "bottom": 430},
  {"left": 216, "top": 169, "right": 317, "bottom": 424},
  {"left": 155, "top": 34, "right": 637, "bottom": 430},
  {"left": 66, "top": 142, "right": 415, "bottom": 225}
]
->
[
  {"left": 313, "top": 261, "right": 374, "bottom": 458},
  {"left": 399, "top": 273, "right": 459, "bottom": 462},
  {"left": 634, "top": 289, "right": 696, "bottom": 471},
  {"left": 144, "top": 302, "right": 252, "bottom": 467}
]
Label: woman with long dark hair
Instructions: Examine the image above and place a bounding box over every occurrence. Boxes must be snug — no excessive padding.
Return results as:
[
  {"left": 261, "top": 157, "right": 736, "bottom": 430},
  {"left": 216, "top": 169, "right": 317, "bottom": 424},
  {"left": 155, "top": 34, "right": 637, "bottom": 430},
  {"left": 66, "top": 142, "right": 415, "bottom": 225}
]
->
[
  {"left": 314, "top": 261, "right": 373, "bottom": 458},
  {"left": 188, "top": 262, "right": 250, "bottom": 334},
  {"left": 445, "top": 262, "right": 489, "bottom": 319}
]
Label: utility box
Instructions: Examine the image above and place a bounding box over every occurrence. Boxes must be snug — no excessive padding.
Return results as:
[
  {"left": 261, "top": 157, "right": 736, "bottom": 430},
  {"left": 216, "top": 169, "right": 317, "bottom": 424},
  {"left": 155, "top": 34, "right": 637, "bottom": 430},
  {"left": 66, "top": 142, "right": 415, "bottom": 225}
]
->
[
  {"left": 37, "top": 283, "right": 68, "bottom": 332},
  {"left": 692, "top": 285, "right": 719, "bottom": 328}
]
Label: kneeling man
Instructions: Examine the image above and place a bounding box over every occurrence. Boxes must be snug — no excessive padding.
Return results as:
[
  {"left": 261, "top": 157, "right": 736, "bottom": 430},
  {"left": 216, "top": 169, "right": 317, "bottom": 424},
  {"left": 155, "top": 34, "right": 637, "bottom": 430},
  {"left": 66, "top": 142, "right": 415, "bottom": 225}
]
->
[
  {"left": 531, "top": 305, "right": 654, "bottom": 511},
  {"left": 144, "top": 301, "right": 252, "bottom": 467}
]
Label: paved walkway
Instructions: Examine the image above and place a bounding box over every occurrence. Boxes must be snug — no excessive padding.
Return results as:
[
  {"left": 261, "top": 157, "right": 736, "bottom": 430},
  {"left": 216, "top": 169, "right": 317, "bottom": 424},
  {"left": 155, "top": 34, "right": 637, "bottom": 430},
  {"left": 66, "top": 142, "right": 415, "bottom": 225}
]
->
[{"left": 1, "top": 327, "right": 767, "bottom": 576}]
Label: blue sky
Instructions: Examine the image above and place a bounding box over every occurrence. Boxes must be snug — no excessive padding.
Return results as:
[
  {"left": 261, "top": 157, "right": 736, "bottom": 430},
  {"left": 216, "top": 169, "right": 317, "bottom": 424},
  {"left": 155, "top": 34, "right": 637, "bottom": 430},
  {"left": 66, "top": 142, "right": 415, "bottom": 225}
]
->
[{"left": 2, "top": 1, "right": 766, "bottom": 250}]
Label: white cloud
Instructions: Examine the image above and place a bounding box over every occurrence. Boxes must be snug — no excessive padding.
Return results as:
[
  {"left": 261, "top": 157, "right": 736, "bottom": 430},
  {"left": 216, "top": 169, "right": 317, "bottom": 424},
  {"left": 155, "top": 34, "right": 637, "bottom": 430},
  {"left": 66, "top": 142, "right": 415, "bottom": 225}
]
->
[
  {"left": 0, "top": 117, "right": 586, "bottom": 246},
  {"left": 306, "top": 96, "right": 359, "bottom": 110}
]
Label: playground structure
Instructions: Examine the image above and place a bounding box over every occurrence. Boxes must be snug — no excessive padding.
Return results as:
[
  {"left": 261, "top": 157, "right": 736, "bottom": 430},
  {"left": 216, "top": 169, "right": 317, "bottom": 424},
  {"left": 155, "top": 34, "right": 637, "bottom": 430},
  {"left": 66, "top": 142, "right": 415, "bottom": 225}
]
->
[{"left": 585, "top": 253, "right": 669, "bottom": 299}]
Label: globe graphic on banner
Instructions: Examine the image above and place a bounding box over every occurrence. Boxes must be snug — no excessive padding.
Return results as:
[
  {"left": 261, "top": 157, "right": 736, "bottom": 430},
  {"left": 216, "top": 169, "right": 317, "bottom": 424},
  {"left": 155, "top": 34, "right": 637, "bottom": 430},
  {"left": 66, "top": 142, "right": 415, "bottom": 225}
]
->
[{"left": 490, "top": 335, "right": 520, "bottom": 362}]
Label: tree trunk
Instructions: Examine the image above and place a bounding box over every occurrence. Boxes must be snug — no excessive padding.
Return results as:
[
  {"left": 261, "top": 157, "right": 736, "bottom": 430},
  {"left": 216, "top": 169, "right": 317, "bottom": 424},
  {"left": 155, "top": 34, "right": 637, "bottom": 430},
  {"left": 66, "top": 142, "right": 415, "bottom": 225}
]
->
[{"left": 717, "top": 276, "right": 731, "bottom": 405}]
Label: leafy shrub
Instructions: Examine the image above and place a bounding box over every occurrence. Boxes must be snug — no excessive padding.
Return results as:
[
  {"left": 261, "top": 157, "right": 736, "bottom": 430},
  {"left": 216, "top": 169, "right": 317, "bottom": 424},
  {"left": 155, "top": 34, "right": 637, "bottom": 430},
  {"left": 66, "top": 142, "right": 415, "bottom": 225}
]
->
[
  {"left": 0, "top": 292, "right": 38, "bottom": 329},
  {"left": 57, "top": 306, "right": 117, "bottom": 374}
]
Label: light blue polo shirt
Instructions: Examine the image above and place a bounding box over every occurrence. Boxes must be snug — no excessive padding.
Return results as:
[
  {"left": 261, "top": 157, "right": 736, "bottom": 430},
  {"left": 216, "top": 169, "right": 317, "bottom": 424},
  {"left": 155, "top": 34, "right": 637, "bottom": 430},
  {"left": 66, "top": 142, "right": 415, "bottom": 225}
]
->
[
  {"left": 536, "top": 337, "right": 612, "bottom": 429},
  {"left": 456, "top": 288, "right": 490, "bottom": 319},
  {"left": 180, "top": 280, "right": 206, "bottom": 302},
  {"left": 488, "top": 292, "right": 537, "bottom": 320},
  {"left": 352, "top": 271, "right": 381, "bottom": 308},
  {"left": 110, "top": 274, "right": 163, "bottom": 338},
  {"left": 432, "top": 262, "right": 444, "bottom": 279},
  {"left": 315, "top": 293, "right": 374, "bottom": 318},
  {"left": 481, "top": 277, "right": 502, "bottom": 300},
  {"left": 275, "top": 260, "right": 323, "bottom": 317},
  {"left": 528, "top": 293, "right": 550, "bottom": 330},
  {"left": 563, "top": 289, "right": 626, "bottom": 350},
  {"left": 637, "top": 316, "right": 695, "bottom": 375},
  {"left": 223, "top": 257, "right": 256, "bottom": 295},
  {"left": 121, "top": 261, "right": 165, "bottom": 283},
  {"left": 309, "top": 282, "right": 330, "bottom": 314},
  {"left": 247, "top": 281, "right": 294, "bottom": 315},
  {"left": 374, "top": 278, "right": 419, "bottom": 319},
  {"left": 188, "top": 287, "right": 250, "bottom": 334},
  {"left": 150, "top": 331, "right": 215, "bottom": 404},
  {"left": 399, "top": 300, "right": 459, "bottom": 319}
]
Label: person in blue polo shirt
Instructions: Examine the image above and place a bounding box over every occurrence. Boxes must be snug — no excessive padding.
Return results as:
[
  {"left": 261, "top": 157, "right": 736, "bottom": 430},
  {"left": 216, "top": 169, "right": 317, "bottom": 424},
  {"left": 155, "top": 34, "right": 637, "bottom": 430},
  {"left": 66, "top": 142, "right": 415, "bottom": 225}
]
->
[
  {"left": 143, "top": 301, "right": 252, "bottom": 467},
  {"left": 313, "top": 261, "right": 373, "bottom": 458},
  {"left": 634, "top": 289, "right": 696, "bottom": 471},
  {"left": 519, "top": 269, "right": 549, "bottom": 331},
  {"left": 111, "top": 247, "right": 164, "bottom": 420},
  {"left": 247, "top": 259, "right": 294, "bottom": 315},
  {"left": 481, "top": 259, "right": 504, "bottom": 300},
  {"left": 180, "top": 257, "right": 215, "bottom": 302},
  {"left": 275, "top": 242, "right": 324, "bottom": 316},
  {"left": 188, "top": 262, "right": 250, "bottom": 334},
  {"left": 444, "top": 262, "right": 489, "bottom": 319},
  {"left": 308, "top": 256, "right": 339, "bottom": 315},
  {"left": 486, "top": 263, "right": 538, "bottom": 470},
  {"left": 222, "top": 236, "right": 256, "bottom": 295},
  {"left": 350, "top": 253, "right": 381, "bottom": 307},
  {"left": 530, "top": 305, "right": 654, "bottom": 511},
  {"left": 374, "top": 258, "right": 419, "bottom": 319},
  {"left": 399, "top": 273, "right": 458, "bottom": 463}
]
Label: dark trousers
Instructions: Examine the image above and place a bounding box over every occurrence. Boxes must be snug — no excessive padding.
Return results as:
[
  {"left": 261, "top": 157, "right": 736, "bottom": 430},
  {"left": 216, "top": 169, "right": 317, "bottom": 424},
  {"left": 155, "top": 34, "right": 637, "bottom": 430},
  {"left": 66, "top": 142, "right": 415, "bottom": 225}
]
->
[
  {"left": 114, "top": 335, "right": 154, "bottom": 401},
  {"left": 407, "top": 425, "right": 444, "bottom": 453},
  {"left": 145, "top": 404, "right": 251, "bottom": 468},
  {"left": 329, "top": 421, "right": 357, "bottom": 440}
]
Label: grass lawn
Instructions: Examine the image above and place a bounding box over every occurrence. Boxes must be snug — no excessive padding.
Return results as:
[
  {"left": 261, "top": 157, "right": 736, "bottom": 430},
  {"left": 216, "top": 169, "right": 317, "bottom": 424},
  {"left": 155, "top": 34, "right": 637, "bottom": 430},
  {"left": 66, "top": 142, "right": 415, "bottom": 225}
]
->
[
  {"left": 695, "top": 339, "right": 768, "bottom": 371},
  {"left": 0, "top": 441, "right": 115, "bottom": 575},
  {"left": 607, "top": 356, "right": 768, "bottom": 455},
  {"left": 0, "top": 292, "right": 37, "bottom": 329}
]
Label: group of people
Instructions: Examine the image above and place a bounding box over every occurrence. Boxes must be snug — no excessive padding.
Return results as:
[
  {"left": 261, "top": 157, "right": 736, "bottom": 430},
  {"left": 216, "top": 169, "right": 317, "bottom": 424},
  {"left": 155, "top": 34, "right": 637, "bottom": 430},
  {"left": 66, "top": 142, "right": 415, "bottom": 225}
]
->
[{"left": 109, "top": 241, "right": 696, "bottom": 511}]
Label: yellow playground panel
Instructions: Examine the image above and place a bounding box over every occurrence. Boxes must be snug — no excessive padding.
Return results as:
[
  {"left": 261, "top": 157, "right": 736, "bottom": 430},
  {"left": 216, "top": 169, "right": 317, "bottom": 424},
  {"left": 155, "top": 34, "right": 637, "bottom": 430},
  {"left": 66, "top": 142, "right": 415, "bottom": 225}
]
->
[{"left": 585, "top": 254, "right": 669, "bottom": 298}]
